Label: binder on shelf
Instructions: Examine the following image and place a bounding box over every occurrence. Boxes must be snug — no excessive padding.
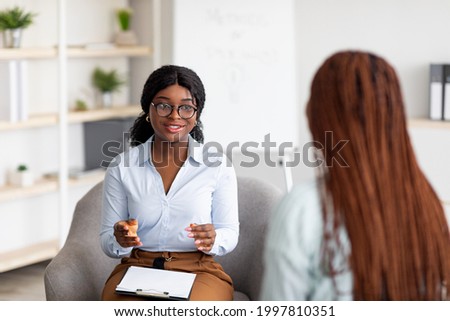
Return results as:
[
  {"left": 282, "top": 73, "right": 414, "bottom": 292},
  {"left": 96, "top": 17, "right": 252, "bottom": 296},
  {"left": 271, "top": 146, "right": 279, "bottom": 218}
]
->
[
  {"left": 17, "top": 61, "right": 28, "bottom": 121},
  {"left": 443, "top": 65, "right": 450, "bottom": 121},
  {"left": 0, "top": 62, "right": 18, "bottom": 122},
  {"left": 115, "top": 266, "right": 196, "bottom": 301},
  {"left": 429, "top": 64, "right": 444, "bottom": 120},
  {"left": 0, "top": 61, "right": 28, "bottom": 123}
]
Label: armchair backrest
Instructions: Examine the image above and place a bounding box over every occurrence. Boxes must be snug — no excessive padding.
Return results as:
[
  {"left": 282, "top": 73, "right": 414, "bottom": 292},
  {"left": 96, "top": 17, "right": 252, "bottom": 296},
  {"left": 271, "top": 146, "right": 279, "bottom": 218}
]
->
[{"left": 45, "top": 181, "right": 118, "bottom": 300}]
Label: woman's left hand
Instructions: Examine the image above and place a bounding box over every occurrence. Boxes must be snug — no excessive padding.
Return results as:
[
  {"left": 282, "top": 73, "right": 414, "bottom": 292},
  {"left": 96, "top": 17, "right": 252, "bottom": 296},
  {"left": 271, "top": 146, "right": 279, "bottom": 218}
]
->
[{"left": 186, "top": 223, "right": 216, "bottom": 252}]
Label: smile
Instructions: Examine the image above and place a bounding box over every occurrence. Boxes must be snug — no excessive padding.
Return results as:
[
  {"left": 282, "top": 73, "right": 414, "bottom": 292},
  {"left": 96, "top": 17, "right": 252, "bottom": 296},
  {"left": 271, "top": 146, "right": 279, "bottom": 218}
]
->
[{"left": 164, "top": 124, "right": 185, "bottom": 133}]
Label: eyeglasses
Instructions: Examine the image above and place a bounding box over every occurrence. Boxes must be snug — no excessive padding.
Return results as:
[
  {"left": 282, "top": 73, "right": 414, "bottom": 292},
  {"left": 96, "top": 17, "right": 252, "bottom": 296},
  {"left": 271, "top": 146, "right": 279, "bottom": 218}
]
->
[{"left": 151, "top": 102, "right": 198, "bottom": 120}]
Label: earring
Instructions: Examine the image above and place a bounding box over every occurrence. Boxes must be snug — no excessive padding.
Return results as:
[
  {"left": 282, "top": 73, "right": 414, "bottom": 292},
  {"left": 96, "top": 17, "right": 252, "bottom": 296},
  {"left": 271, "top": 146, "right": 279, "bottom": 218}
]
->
[
  {"left": 195, "top": 121, "right": 198, "bottom": 126},
  {"left": 146, "top": 115, "right": 150, "bottom": 123}
]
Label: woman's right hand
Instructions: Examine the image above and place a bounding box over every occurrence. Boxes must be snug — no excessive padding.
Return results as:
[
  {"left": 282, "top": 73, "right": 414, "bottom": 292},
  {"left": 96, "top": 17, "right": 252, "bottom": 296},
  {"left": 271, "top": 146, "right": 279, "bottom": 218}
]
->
[{"left": 113, "top": 219, "right": 143, "bottom": 248}]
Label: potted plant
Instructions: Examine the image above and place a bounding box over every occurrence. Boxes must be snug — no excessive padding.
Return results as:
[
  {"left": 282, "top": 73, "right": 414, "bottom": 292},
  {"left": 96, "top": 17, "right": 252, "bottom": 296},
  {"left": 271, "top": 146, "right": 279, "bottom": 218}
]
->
[
  {"left": 0, "top": 6, "right": 37, "bottom": 48},
  {"left": 114, "top": 7, "right": 138, "bottom": 46},
  {"left": 74, "top": 99, "right": 88, "bottom": 112},
  {"left": 9, "top": 164, "right": 33, "bottom": 187},
  {"left": 92, "top": 67, "right": 125, "bottom": 108}
]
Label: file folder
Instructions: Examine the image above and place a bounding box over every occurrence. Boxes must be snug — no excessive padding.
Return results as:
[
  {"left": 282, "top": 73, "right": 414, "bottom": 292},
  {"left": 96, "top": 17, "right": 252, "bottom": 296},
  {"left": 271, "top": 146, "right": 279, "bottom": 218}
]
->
[
  {"left": 429, "top": 64, "right": 444, "bottom": 120},
  {"left": 443, "top": 65, "right": 450, "bottom": 121}
]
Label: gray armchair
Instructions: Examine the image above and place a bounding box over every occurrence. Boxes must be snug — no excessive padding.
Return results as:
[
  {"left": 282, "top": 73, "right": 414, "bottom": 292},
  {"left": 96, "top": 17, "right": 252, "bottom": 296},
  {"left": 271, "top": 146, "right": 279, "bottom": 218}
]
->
[{"left": 44, "top": 176, "right": 282, "bottom": 301}]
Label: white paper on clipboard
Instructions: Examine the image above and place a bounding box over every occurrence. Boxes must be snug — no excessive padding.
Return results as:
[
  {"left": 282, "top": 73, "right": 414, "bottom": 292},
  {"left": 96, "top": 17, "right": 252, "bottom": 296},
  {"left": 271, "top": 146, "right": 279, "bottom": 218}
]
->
[{"left": 116, "top": 266, "right": 196, "bottom": 300}]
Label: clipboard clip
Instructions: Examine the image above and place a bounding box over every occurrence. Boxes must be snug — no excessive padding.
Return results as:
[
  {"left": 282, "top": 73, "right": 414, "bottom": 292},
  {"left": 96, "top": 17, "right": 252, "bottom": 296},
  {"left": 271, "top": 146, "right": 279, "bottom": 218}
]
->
[{"left": 135, "top": 288, "right": 170, "bottom": 298}]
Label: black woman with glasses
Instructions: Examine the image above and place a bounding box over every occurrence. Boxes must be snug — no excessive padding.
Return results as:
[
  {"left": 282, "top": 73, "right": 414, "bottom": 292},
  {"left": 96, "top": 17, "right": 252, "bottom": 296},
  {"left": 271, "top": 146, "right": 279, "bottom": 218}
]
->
[{"left": 100, "top": 65, "right": 239, "bottom": 300}]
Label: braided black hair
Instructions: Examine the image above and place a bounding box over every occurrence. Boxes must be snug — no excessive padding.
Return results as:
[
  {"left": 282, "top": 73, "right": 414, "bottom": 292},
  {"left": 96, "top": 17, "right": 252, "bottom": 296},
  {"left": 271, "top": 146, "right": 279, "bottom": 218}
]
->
[{"left": 129, "top": 65, "right": 205, "bottom": 146}]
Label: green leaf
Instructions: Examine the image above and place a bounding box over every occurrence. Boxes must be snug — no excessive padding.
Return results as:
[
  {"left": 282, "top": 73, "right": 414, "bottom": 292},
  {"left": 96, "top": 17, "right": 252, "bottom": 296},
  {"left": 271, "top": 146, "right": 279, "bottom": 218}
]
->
[
  {"left": 117, "top": 8, "right": 132, "bottom": 31},
  {"left": 0, "top": 6, "right": 36, "bottom": 30},
  {"left": 92, "top": 67, "right": 126, "bottom": 93},
  {"left": 17, "top": 164, "right": 28, "bottom": 172}
]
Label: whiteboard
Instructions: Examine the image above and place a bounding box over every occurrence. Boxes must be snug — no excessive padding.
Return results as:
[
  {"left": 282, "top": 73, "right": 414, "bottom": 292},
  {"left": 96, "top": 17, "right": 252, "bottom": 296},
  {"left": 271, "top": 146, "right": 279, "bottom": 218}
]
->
[{"left": 172, "top": 0, "right": 297, "bottom": 146}]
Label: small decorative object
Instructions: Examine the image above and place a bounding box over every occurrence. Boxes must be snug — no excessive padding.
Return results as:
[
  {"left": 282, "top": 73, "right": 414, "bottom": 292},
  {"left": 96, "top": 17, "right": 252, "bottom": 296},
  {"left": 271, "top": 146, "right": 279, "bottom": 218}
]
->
[
  {"left": 0, "top": 6, "right": 37, "bottom": 48},
  {"left": 74, "top": 99, "right": 88, "bottom": 111},
  {"left": 114, "top": 7, "right": 138, "bottom": 46},
  {"left": 9, "top": 164, "right": 34, "bottom": 187},
  {"left": 92, "top": 67, "right": 125, "bottom": 108}
]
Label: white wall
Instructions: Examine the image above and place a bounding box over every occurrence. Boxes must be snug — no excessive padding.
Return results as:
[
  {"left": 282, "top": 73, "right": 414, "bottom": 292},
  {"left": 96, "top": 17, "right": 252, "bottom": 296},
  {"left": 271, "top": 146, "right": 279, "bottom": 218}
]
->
[
  {"left": 294, "top": 0, "right": 450, "bottom": 119},
  {"left": 294, "top": 0, "right": 450, "bottom": 206}
]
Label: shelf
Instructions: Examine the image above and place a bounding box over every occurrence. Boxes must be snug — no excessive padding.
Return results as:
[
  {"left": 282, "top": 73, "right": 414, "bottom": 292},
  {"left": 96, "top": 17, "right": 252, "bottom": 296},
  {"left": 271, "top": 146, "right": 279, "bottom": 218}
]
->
[
  {"left": 0, "top": 114, "right": 58, "bottom": 132},
  {"left": 0, "top": 170, "right": 106, "bottom": 204},
  {"left": 0, "top": 240, "right": 59, "bottom": 273},
  {"left": 0, "top": 45, "right": 152, "bottom": 60},
  {"left": 0, "top": 47, "right": 58, "bottom": 60},
  {"left": 0, "top": 178, "right": 59, "bottom": 203},
  {"left": 0, "top": 106, "right": 141, "bottom": 132},
  {"left": 68, "top": 170, "right": 105, "bottom": 187},
  {"left": 67, "top": 45, "right": 152, "bottom": 58},
  {"left": 68, "top": 105, "right": 141, "bottom": 123},
  {"left": 408, "top": 118, "right": 450, "bottom": 130}
]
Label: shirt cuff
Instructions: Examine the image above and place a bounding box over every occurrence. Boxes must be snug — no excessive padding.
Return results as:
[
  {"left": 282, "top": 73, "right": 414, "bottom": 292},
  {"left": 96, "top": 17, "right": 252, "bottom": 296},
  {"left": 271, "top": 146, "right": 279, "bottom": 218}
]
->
[
  {"left": 206, "top": 233, "right": 223, "bottom": 256},
  {"left": 112, "top": 238, "right": 133, "bottom": 257}
]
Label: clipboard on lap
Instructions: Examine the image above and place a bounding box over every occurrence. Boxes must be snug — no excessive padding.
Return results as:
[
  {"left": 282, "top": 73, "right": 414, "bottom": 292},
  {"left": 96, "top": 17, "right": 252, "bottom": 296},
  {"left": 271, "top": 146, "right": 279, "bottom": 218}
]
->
[{"left": 115, "top": 266, "right": 196, "bottom": 301}]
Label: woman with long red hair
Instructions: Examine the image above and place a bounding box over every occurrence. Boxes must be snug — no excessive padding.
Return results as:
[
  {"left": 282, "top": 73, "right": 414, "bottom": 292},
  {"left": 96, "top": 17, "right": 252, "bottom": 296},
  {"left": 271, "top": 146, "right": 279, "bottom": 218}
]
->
[{"left": 261, "top": 51, "right": 449, "bottom": 300}]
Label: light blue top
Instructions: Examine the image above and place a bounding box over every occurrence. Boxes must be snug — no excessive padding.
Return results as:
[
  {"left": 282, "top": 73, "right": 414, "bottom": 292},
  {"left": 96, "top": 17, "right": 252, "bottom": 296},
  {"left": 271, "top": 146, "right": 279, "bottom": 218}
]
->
[
  {"left": 260, "top": 181, "right": 353, "bottom": 300},
  {"left": 100, "top": 135, "right": 239, "bottom": 258}
]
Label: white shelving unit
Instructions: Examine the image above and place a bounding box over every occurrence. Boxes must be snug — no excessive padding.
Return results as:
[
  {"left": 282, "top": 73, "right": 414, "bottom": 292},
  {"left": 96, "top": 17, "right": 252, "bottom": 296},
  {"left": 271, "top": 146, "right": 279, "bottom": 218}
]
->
[{"left": 0, "top": 0, "right": 160, "bottom": 272}]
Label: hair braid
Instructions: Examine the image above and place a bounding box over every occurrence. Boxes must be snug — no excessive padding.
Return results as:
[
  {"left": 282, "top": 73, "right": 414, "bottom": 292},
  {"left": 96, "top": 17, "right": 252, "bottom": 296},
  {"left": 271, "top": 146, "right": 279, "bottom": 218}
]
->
[{"left": 308, "top": 51, "right": 450, "bottom": 300}]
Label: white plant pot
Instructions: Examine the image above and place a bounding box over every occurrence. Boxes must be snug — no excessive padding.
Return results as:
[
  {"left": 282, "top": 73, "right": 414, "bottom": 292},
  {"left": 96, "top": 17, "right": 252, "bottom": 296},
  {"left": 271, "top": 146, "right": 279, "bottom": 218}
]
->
[
  {"left": 101, "top": 92, "right": 113, "bottom": 108},
  {"left": 9, "top": 170, "right": 34, "bottom": 187},
  {"left": 114, "top": 30, "right": 138, "bottom": 46},
  {"left": 2, "top": 28, "right": 23, "bottom": 48}
]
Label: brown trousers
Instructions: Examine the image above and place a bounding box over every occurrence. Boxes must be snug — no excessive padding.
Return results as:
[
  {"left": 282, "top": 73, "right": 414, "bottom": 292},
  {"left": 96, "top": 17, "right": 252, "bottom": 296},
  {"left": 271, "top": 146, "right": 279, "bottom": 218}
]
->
[{"left": 101, "top": 249, "right": 234, "bottom": 301}]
